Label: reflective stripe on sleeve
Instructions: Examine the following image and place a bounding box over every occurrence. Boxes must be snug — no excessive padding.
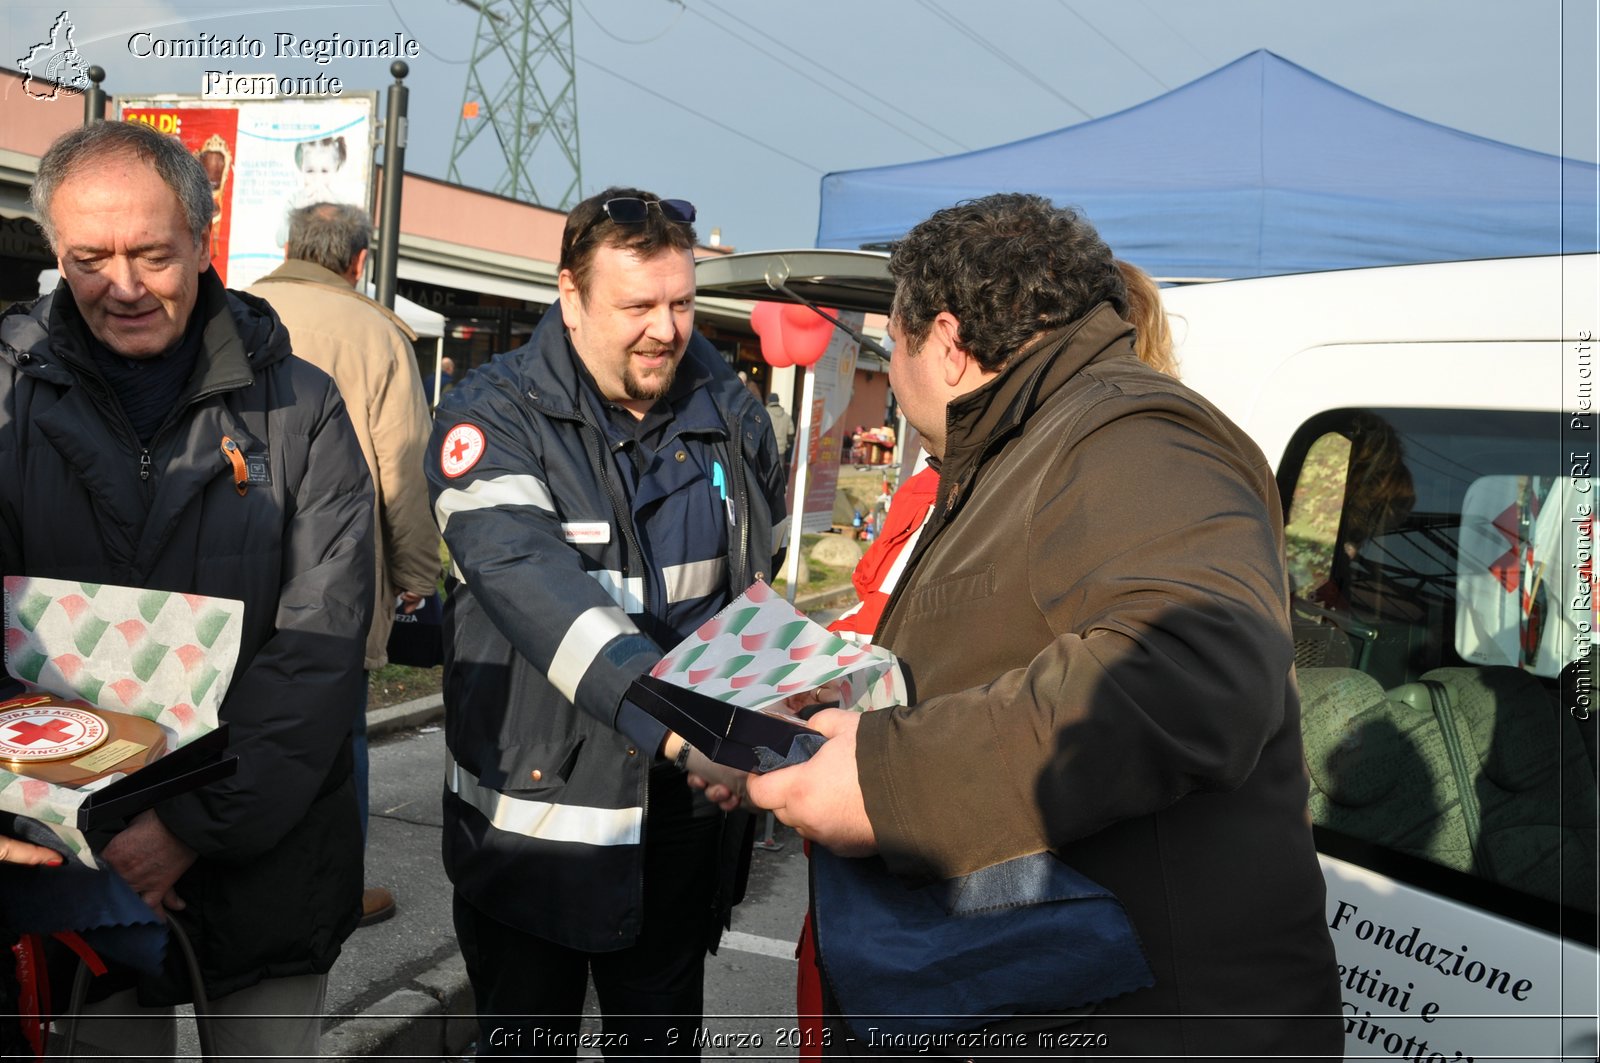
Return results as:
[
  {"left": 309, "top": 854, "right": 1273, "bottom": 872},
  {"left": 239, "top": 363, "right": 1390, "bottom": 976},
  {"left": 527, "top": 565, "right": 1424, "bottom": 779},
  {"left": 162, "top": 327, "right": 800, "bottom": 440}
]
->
[
  {"left": 434, "top": 473, "right": 556, "bottom": 533},
  {"left": 589, "top": 570, "right": 645, "bottom": 613},
  {"left": 446, "top": 752, "right": 642, "bottom": 846},
  {"left": 662, "top": 556, "right": 726, "bottom": 603},
  {"left": 547, "top": 605, "right": 641, "bottom": 703}
]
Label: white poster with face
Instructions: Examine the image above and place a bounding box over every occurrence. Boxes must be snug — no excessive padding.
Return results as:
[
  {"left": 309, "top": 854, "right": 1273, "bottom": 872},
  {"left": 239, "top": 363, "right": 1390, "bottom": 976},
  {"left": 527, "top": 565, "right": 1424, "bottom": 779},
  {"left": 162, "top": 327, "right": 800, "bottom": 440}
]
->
[{"left": 227, "top": 96, "right": 376, "bottom": 287}]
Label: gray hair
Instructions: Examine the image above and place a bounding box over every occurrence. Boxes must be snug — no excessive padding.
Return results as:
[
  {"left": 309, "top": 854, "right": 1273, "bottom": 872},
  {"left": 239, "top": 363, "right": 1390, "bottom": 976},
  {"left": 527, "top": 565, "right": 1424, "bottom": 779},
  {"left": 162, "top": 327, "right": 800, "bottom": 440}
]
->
[
  {"left": 30, "top": 120, "right": 215, "bottom": 252},
  {"left": 285, "top": 202, "right": 372, "bottom": 275}
]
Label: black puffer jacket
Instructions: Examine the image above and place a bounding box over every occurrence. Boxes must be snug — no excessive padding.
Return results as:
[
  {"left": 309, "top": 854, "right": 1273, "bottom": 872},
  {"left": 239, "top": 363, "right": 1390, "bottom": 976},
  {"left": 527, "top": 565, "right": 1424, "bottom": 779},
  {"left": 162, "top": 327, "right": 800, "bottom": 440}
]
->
[{"left": 0, "top": 271, "right": 374, "bottom": 1004}]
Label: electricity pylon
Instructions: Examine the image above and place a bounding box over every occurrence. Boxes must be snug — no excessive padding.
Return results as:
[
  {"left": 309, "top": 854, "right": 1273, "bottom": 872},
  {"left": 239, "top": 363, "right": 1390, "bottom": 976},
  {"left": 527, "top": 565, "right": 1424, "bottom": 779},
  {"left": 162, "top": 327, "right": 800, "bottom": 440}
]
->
[{"left": 449, "top": 0, "right": 582, "bottom": 209}]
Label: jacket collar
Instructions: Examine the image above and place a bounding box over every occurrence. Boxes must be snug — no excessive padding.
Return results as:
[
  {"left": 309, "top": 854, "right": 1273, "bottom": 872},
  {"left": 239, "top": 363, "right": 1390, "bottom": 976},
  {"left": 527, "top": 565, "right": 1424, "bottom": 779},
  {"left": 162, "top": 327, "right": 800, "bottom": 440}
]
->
[
  {"left": 259, "top": 258, "right": 354, "bottom": 290},
  {"left": 0, "top": 268, "right": 288, "bottom": 395},
  {"left": 937, "top": 302, "right": 1136, "bottom": 515},
  {"left": 252, "top": 259, "right": 419, "bottom": 341},
  {"left": 519, "top": 304, "right": 743, "bottom": 431}
]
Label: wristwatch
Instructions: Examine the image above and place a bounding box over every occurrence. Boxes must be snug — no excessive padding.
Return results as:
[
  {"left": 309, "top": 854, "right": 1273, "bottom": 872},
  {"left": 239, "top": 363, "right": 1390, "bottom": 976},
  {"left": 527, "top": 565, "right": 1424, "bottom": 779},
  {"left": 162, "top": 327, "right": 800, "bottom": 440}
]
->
[{"left": 673, "top": 738, "right": 694, "bottom": 773}]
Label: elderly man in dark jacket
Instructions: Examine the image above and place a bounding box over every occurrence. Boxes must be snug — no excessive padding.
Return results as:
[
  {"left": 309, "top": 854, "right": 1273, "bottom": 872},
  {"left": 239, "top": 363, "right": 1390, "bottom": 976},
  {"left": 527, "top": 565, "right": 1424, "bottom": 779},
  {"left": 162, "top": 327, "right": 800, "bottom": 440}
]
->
[
  {"left": 1, "top": 121, "right": 373, "bottom": 1059},
  {"left": 749, "top": 195, "right": 1342, "bottom": 1058}
]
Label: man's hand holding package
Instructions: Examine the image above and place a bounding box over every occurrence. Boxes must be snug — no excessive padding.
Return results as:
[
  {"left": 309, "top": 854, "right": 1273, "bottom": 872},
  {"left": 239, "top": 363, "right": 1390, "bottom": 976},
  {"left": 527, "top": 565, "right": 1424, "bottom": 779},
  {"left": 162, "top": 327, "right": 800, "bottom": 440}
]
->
[
  {"left": 103, "top": 808, "right": 197, "bottom": 915},
  {"left": 746, "top": 708, "right": 878, "bottom": 856}
]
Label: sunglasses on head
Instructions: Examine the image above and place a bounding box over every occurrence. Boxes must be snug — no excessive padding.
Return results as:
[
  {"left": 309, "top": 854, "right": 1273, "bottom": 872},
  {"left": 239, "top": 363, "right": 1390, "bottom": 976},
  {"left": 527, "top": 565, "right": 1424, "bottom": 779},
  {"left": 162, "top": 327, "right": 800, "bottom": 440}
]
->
[{"left": 599, "top": 197, "right": 696, "bottom": 225}]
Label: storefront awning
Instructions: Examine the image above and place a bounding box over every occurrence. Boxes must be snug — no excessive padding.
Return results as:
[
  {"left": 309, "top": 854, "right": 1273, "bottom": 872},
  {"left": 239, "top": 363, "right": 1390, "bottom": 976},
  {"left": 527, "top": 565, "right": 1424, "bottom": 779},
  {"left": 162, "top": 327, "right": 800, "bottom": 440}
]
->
[{"left": 396, "top": 258, "right": 559, "bottom": 306}]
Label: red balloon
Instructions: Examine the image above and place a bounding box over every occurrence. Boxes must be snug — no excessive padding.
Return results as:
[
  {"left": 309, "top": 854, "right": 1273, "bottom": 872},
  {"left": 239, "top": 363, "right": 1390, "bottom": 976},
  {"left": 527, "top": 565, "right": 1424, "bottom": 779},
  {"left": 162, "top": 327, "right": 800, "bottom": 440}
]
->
[
  {"left": 780, "top": 304, "right": 836, "bottom": 368},
  {"left": 751, "top": 301, "right": 792, "bottom": 367},
  {"left": 750, "top": 302, "right": 839, "bottom": 369}
]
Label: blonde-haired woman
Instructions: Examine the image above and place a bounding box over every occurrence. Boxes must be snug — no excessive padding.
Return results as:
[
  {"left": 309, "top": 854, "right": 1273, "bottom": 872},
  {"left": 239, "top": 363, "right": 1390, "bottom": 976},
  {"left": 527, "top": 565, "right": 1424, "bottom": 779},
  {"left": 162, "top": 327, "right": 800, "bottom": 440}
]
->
[{"left": 1116, "top": 258, "right": 1178, "bottom": 378}]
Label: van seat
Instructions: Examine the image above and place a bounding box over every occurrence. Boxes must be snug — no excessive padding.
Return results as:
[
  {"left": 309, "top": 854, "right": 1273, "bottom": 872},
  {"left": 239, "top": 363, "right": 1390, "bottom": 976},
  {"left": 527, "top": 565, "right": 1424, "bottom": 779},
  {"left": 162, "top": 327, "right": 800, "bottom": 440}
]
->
[
  {"left": 1298, "top": 667, "right": 1475, "bottom": 872},
  {"left": 1418, "top": 667, "right": 1597, "bottom": 910}
]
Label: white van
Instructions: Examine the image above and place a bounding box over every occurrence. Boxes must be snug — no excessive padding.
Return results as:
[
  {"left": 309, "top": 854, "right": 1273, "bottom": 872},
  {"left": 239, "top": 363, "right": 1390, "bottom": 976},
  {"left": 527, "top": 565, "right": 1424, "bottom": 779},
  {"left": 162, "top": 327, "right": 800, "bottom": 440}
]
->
[
  {"left": 1164, "top": 254, "right": 1597, "bottom": 1063},
  {"left": 699, "top": 250, "right": 1599, "bottom": 1062}
]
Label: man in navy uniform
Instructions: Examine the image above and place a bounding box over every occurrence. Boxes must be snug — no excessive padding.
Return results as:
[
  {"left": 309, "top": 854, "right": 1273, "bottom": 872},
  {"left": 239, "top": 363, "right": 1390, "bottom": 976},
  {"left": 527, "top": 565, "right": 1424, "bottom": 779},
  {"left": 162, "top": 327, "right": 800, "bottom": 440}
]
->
[{"left": 427, "top": 187, "right": 786, "bottom": 1055}]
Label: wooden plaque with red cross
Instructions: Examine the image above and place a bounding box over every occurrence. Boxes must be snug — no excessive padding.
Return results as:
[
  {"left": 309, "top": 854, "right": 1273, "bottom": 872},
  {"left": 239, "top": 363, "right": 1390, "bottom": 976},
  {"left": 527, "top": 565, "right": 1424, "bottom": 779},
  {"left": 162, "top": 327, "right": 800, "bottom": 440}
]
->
[{"left": 0, "top": 695, "right": 169, "bottom": 787}]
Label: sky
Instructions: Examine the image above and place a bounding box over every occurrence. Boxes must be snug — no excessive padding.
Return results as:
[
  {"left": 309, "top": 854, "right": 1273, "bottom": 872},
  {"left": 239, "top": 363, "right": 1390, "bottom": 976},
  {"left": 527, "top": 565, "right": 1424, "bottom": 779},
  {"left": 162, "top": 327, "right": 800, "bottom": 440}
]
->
[{"left": 5, "top": 0, "right": 1598, "bottom": 253}]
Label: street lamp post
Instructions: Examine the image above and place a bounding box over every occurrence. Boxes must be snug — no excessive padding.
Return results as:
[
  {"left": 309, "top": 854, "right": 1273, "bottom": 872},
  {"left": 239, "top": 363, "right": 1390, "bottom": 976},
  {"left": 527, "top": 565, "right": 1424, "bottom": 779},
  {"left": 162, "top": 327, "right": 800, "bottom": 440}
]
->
[
  {"left": 83, "top": 66, "right": 106, "bottom": 124},
  {"left": 375, "top": 61, "right": 409, "bottom": 310}
]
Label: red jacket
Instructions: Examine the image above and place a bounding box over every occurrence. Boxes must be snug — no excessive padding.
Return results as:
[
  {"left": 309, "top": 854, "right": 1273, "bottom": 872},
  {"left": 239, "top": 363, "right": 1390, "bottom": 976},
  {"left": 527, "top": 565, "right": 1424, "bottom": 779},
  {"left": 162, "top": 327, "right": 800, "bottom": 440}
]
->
[
  {"left": 827, "top": 466, "right": 940, "bottom": 640},
  {"left": 799, "top": 465, "right": 941, "bottom": 1052}
]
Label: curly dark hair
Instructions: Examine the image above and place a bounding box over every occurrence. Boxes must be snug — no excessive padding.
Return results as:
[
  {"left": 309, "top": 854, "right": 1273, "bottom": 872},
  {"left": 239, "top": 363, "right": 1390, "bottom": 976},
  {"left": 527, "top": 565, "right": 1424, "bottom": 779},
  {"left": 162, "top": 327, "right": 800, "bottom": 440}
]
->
[
  {"left": 888, "top": 193, "right": 1126, "bottom": 371},
  {"left": 560, "top": 186, "right": 697, "bottom": 298}
]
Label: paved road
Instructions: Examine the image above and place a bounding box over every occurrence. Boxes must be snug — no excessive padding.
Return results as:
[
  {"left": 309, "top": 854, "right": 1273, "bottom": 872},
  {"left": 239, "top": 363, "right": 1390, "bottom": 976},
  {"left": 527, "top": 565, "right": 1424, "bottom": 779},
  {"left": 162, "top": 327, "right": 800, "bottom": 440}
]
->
[{"left": 325, "top": 724, "right": 814, "bottom": 1060}]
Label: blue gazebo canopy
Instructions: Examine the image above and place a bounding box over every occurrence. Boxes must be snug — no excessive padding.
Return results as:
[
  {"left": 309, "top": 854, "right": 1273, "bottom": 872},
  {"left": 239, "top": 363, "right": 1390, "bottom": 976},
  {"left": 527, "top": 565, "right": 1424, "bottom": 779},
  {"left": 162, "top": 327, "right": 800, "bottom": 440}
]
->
[{"left": 816, "top": 50, "right": 1599, "bottom": 278}]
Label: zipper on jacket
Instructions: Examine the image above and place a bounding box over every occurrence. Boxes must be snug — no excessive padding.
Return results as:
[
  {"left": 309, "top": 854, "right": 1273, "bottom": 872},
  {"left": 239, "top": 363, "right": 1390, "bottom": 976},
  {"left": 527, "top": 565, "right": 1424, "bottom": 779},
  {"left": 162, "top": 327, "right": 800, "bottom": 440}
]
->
[
  {"left": 135, "top": 374, "right": 253, "bottom": 499},
  {"left": 73, "top": 359, "right": 252, "bottom": 499},
  {"left": 536, "top": 391, "right": 651, "bottom": 617},
  {"left": 590, "top": 424, "right": 648, "bottom": 615},
  {"left": 71, "top": 372, "right": 157, "bottom": 496},
  {"left": 584, "top": 413, "right": 650, "bottom": 945},
  {"left": 728, "top": 415, "right": 752, "bottom": 584}
]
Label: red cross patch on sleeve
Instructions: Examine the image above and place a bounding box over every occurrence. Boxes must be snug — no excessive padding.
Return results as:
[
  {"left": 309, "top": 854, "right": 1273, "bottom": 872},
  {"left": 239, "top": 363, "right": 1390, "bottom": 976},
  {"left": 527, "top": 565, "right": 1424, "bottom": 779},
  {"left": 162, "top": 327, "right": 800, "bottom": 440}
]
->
[{"left": 441, "top": 423, "right": 487, "bottom": 479}]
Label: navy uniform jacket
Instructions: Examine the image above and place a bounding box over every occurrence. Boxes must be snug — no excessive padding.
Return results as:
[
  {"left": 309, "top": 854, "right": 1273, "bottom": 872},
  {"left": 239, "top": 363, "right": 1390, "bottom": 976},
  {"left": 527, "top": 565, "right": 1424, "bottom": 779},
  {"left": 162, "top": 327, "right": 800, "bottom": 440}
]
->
[{"left": 426, "top": 308, "right": 785, "bottom": 950}]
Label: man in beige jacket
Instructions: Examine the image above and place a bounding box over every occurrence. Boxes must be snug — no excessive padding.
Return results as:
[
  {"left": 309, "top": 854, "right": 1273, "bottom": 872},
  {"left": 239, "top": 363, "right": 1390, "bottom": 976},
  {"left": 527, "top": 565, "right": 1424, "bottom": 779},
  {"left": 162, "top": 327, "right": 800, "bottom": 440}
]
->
[{"left": 249, "top": 202, "right": 440, "bottom": 928}]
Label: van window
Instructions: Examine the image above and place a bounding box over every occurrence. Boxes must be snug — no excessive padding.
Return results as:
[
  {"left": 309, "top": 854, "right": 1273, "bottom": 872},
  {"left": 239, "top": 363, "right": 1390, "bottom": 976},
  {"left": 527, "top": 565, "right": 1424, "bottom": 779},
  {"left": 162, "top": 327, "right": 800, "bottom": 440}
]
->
[{"left": 1284, "top": 408, "right": 1596, "bottom": 923}]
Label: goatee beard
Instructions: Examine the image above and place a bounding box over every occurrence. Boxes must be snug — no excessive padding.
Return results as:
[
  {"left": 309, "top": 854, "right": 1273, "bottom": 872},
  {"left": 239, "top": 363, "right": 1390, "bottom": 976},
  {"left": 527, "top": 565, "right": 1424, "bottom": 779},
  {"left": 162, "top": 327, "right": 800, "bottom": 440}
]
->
[{"left": 624, "top": 355, "right": 676, "bottom": 402}]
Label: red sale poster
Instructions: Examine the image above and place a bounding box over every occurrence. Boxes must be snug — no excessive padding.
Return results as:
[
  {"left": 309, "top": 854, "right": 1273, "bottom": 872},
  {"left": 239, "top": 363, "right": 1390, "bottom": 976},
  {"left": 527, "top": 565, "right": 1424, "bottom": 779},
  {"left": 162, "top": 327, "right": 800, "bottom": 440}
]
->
[{"left": 121, "top": 107, "right": 241, "bottom": 284}]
